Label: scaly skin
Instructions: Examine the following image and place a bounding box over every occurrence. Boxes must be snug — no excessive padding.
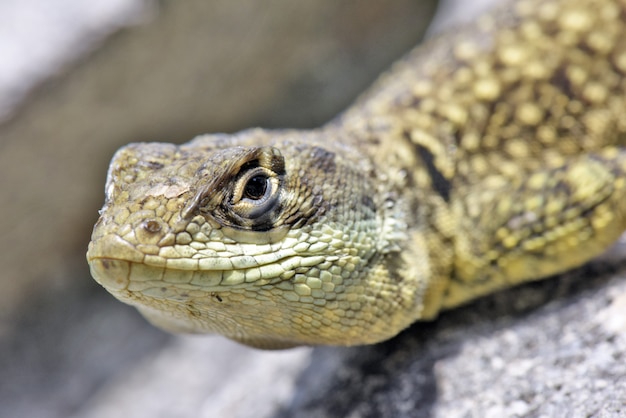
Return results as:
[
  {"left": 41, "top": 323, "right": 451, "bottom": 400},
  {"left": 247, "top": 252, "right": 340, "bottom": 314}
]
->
[{"left": 88, "top": 0, "right": 626, "bottom": 348}]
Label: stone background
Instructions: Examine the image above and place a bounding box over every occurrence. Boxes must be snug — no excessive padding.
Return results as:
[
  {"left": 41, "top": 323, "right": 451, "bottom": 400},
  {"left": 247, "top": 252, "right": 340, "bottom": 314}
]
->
[{"left": 1, "top": 1, "right": 625, "bottom": 417}]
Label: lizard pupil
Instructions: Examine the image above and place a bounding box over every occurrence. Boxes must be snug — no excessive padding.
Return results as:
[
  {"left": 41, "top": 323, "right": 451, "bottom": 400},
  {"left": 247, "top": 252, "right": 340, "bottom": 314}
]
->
[{"left": 243, "top": 175, "right": 268, "bottom": 200}]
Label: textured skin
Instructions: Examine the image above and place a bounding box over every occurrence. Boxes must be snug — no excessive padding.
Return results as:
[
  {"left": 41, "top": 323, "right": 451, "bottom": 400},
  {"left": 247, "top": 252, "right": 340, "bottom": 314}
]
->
[{"left": 88, "top": 0, "right": 626, "bottom": 348}]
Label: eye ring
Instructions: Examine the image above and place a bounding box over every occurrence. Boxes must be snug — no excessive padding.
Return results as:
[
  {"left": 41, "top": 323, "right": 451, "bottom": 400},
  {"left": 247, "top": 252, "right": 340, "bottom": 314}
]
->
[{"left": 231, "top": 167, "right": 281, "bottom": 220}]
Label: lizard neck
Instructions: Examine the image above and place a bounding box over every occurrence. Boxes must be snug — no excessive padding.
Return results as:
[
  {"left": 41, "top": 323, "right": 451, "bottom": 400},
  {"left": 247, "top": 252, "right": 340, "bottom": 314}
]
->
[{"left": 321, "top": 114, "right": 456, "bottom": 321}]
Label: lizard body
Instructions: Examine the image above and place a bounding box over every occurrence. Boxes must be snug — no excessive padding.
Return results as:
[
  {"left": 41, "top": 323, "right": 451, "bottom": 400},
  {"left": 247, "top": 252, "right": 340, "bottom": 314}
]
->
[{"left": 88, "top": 0, "right": 626, "bottom": 348}]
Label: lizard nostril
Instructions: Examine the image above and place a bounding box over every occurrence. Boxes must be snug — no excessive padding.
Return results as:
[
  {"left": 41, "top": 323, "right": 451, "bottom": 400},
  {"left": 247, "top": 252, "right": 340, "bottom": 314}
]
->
[{"left": 142, "top": 220, "right": 162, "bottom": 233}]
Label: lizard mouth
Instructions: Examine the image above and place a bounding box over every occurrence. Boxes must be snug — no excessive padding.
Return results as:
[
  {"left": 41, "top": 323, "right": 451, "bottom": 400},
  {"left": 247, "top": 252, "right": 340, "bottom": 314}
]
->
[
  {"left": 88, "top": 257, "right": 132, "bottom": 291},
  {"left": 87, "top": 230, "right": 328, "bottom": 292},
  {"left": 86, "top": 233, "right": 310, "bottom": 298},
  {"left": 87, "top": 234, "right": 230, "bottom": 295},
  {"left": 87, "top": 234, "right": 143, "bottom": 291},
  {"left": 88, "top": 256, "right": 229, "bottom": 301}
]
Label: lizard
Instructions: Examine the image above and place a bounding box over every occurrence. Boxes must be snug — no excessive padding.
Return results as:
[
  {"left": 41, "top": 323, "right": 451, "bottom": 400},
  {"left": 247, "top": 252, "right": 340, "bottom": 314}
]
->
[{"left": 87, "top": 0, "right": 626, "bottom": 349}]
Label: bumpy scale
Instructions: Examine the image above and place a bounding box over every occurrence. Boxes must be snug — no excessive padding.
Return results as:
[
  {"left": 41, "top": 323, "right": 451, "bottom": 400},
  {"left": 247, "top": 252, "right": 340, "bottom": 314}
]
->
[{"left": 88, "top": 0, "right": 626, "bottom": 348}]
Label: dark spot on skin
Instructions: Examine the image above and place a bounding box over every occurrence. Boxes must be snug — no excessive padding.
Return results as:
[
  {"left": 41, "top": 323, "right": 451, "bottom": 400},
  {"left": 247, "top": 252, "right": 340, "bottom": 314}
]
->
[
  {"left": 576, "top": 40, "right": 596, "bottom": 57},
  {"left": 188, "top": 306, "right": 202, "bottom": 317},
  {"left": 211, "top": 292, "right": 223, "bottom": 302},
  {"left": 414, "top": 141, "right": 452, "bottom": 203},
  {"left": 361, "top": 195, "right": 376, "bottom": 212},
  {"left": 550, "top": 65, "right": 576, "bottom": 100},
  {"left": 309, "top": 147, "right": 336, "bottom": 174},
  {"left": 385, "top": 255, "right": 406, "bottom": 285},
  {"left": 238, "top": 159, "right": 260, "bottom": 174},
  {"left": 403, "top": 93, "right": 423, "bottom": 109},
  {"left": 143, "top": 220, "right": 162, "bottom": 233},
  {"left": 101, "top": 260, "right": 112, "bottom": 270},
  {"left": 161, "top": 287, "right": 167, "bottom": 292},
  {"left": 139, "top": 160, "right": 165, "bottom": 170},
  {"left": 252, "top": 218, "right": 276, "bottom": 232}
]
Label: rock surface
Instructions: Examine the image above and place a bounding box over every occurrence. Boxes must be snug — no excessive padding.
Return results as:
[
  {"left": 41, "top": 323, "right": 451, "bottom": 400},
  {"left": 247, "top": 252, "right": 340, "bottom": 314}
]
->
[
  {"left": 65, "top": 260, "right": 626, "bottom": 418},
  {"left": 2, "top": 1, "right": 626, "bottom": 417}
]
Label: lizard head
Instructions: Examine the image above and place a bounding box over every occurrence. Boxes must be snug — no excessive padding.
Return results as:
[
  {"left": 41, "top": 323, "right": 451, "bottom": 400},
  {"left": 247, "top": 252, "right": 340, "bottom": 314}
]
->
[{"left": 87, "top": 129, "right": 416, "bottom": 348}]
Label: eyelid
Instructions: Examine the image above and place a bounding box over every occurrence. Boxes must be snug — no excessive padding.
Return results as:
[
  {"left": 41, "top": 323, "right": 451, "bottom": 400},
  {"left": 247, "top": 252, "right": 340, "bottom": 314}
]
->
[{"left": 235, "top": 176, "right": 280, "bottom": 219}]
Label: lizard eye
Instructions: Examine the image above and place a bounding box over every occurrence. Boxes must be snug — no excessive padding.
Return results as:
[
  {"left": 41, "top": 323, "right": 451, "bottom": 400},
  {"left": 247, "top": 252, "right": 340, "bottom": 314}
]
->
[
  {"left": 243, "top": 173, "right": 268, "bottom": 200},
  {"left": 231, "top": 166, "right": 281, "bottom": 220},
  {"left": 185, "top": 146, "right": 287, "bottom": 237}
]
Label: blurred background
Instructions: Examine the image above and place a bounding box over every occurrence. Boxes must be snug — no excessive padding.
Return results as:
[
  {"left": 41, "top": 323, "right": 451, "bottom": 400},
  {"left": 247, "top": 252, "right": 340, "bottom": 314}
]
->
[
  {"left": 0, "top": 1, "right": 438, "bottom": 416},
  {"left": 2, "top": 1, "right": 625, "bottom": 417}
]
